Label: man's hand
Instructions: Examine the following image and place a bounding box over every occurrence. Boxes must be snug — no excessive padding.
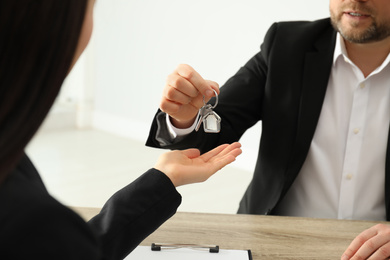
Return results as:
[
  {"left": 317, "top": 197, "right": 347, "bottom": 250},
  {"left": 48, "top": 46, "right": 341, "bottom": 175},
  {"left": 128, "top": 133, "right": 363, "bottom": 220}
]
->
[
  {"left": 341, "top": 224, "right": 390, "bottom": 260},
  {"left": 154, "top": 142, "right": 242, "bottom": 187},
  {"left": 160, "top": 64, "right": 219, "bottom": 129}
]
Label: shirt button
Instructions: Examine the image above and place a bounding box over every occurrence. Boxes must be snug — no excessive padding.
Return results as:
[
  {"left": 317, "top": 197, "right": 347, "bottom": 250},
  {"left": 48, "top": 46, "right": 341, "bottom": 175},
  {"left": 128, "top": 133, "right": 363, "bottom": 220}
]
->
[
  {"left": 360, "top": 83, "right": 366, "bottom": 89},
  {"left": 353, "top": 128, "right": 360, "bottom": 134},
  {"left": 346, "top": 174, "right": 353, "bottom": 180}
]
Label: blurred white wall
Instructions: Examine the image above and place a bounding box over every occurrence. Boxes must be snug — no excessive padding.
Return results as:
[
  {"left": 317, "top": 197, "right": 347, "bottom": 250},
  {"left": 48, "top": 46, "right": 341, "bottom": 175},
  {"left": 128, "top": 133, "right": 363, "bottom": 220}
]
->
[{"left": 56, "top": 0, "right": 330, "bottom": 171}]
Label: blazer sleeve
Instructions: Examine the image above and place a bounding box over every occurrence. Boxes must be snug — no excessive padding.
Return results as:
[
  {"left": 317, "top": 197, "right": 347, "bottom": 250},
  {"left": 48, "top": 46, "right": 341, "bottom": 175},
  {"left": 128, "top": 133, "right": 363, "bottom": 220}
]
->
[
  {"left": 87, "top": 169, "right": 182, "bottom": 260},
  {"left": 1, "top": 154, "right": 101, "bottom": 260},
  {"left": 2, "top": 155, "right": 181, "bottom": 260},
  {"left": 145, "top": 23, "right": 279, "bottom": 154}
]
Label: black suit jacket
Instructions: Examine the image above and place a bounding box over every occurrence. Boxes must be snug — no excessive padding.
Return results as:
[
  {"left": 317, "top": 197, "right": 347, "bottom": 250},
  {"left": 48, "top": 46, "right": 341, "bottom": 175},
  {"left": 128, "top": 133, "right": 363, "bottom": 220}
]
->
[
  {"left": 0, "top": 154, "right": 181, "bottom": 259},
  {"left": 146, "top": 18, "right": 390, "bottom": 220}
]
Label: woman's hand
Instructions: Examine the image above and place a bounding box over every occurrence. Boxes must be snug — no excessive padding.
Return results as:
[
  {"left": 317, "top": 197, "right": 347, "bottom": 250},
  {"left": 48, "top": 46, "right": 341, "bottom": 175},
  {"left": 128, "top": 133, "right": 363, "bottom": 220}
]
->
[{"left": 154, "top": 142, "right": 242, "bottom": 187}]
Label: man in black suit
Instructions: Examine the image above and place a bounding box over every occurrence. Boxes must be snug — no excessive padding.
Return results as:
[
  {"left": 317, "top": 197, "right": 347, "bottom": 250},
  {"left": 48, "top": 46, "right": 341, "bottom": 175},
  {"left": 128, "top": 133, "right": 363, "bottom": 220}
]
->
[{"left": 146, "top": 0, "right": 390, "bottom": 259}]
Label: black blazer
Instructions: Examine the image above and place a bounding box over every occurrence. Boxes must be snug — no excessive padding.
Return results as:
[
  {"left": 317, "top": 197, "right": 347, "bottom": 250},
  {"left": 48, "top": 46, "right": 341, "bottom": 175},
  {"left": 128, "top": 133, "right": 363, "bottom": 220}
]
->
[
  {"left": 0, "top": 154, "right": 181, "bottom": 259},
  {"left": 146, "top": 18, "right": 390, "bottom": 220}
]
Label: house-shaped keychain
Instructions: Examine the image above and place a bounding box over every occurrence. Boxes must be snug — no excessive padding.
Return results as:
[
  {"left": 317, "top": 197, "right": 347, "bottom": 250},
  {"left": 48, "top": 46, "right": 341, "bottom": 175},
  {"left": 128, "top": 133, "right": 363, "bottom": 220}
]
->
[{"left": 203, "top": 111, "right": 221, "bottom": 133}]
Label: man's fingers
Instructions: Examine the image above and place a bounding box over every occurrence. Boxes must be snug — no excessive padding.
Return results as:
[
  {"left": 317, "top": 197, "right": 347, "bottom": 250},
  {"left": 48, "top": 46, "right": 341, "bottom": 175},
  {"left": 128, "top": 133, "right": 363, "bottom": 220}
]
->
[
  {"left": 342, "top": 224, "right": 390, "bottom": 260},
  {"left": 342, "top": 227, "right": 377, "bottom": 259},
  {"left": 163, "top": 83, "right": 192, "bottom": 105},
  {"left": 159, "top": 97, "right": 181, "bottom": 114},
  {"left": 205, "top": 79, "right": 220, "bottom": 95},
  {"left": 160, "top": 64, "right": 219, "bottom": 127},
  {"left": 368, "top": 241, "right": 390, "bottom": 259},
  {"left": 176, "top": 64, "right": 215, "bottom": 98},
  {"left": 166, "top": 73, "right": 199, "bottom": 98}
]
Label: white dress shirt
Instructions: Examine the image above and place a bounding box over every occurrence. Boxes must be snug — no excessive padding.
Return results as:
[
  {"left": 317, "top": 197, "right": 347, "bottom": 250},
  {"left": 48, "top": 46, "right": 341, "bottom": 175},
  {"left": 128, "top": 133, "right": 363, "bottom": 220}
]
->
[
  {"left": 274, "top": 34, "right": 390, "bottom": 220},
  {"left": 167, "top": 33, "right": 390, "bottom": 220}
]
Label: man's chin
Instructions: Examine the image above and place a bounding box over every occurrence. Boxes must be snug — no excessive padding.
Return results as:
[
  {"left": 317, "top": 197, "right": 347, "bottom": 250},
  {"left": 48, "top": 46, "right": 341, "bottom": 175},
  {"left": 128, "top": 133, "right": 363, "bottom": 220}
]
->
[{"left": 336, "top": 22, "right": 377, "bottom": 44}]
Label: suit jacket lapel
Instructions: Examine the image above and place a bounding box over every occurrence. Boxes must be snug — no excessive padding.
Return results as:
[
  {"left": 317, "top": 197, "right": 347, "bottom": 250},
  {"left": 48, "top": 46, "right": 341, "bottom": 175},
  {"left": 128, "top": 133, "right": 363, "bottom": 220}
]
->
[{"left": 283, "top": 28, "right": 337, "bottom": 193}]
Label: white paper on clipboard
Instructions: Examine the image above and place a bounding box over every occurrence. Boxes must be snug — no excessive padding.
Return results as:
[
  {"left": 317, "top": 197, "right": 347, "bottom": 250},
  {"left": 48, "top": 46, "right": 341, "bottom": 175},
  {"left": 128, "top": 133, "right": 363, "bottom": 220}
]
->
[{"left": 125, "top": 245, "right": 252, "bottom": 260}]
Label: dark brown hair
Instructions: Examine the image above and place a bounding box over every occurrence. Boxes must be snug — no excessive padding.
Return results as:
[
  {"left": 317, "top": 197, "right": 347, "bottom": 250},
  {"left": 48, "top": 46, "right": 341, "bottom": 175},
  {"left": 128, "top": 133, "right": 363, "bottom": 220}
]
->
[{"left": 0, "top": 0, "right": 88, "bottom": 182}]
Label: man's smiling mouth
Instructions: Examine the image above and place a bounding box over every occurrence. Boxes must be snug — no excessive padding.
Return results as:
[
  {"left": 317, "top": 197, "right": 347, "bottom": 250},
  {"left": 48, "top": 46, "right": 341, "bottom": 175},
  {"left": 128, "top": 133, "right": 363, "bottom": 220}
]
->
[{"left": 349, "top": 12, "right": 364, "bottom": 17}]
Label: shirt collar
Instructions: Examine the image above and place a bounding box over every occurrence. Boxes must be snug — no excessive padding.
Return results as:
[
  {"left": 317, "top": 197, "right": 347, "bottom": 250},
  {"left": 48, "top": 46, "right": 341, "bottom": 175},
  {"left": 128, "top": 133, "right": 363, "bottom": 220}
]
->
[
  {"left": 333, "top": 33, "right": 349, "bottom": 65},
  {"left": 333, "top": 33, "right": 390, "bottom": 77}
]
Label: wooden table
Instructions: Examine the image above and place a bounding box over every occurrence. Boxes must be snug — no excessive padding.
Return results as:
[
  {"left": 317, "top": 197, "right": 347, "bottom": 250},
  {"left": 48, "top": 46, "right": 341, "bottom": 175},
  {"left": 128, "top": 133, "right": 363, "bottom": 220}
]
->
[{"left": 73, "top": 207, "right": 384, "bottom": 259}]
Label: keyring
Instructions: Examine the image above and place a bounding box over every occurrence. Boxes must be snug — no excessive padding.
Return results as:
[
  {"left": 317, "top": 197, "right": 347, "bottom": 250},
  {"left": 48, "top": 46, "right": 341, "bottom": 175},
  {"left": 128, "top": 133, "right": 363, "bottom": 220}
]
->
[{"left": 203, "top": 89, "right": 218, "bottom": 109}]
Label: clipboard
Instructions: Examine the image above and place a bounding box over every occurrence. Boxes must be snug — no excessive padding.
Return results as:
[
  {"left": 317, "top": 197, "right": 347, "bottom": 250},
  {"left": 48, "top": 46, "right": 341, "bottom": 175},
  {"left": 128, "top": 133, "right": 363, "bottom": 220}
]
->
[{"left": 125, "top": 245, "right": 252, "bottom": 260}]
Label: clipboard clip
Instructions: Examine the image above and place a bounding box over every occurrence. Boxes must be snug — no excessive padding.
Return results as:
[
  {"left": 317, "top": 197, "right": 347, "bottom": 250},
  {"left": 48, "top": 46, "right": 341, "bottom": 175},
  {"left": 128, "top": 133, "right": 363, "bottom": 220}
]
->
[{"left": 151, "top": 243, "right": 220, "bottom": 253}]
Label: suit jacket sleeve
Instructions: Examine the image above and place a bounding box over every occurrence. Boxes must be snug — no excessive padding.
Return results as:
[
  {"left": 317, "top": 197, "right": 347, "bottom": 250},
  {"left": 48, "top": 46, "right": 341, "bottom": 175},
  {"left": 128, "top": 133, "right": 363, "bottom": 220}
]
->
[
  {"left": 87, "top": 169, "right": 182, "bottom": 260},
  {"left": 0, "top": 154, "right": 181, "bottom": 260},
  {"left": 1, "top": 154, "right": 101, "bottom": 260}
]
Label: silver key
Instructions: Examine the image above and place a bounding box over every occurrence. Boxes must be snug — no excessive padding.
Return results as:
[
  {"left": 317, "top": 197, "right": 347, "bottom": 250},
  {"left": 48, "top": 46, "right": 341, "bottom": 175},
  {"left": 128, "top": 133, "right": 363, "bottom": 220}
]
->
[
  {"left": 195, "top": 90, "right": 221, "bottom": 133},
  {"left": 195, "top": 105, "right": 211, "bottom": 131}
]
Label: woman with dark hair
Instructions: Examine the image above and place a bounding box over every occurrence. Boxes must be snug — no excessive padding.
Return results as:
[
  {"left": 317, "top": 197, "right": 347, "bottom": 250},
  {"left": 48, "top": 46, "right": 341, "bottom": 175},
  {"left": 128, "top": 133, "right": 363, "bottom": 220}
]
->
[{"left": 0, "top": 0, "right": 241, "bottom": 259}]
